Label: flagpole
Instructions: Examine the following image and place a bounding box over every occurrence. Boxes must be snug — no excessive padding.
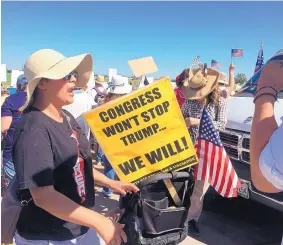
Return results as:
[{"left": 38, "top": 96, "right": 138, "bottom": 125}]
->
[{"left": 231, "top": 49, "right": 233, "bottom": 64}]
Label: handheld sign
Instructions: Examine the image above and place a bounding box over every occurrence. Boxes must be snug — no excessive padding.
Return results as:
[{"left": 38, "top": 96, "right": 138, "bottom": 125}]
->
[
  {"left": 84, "top": 78, "right": 198, "bottom": 185},
  {"left": 128, "top": 57, "right": 158, "bottom": 78},
  {"left": 0, "top": 64, "right": 7, "bottom": 82}
]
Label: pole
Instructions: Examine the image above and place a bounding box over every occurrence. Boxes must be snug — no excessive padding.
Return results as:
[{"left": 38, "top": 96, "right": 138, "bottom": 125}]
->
[{"left": 231, "top": 48, "right": 233, "bottom": 65}]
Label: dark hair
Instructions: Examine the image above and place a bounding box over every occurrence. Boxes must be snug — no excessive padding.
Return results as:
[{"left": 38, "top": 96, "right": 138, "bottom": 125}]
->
[
  {"left": 177, "top": 69, "right": 190, "bottom": 87},
  {"left": 23, "top": 87, "right": 39, "bottom": 114}
]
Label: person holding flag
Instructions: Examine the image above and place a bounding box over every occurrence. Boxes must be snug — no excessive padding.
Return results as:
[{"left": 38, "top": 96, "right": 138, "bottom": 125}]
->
[
  {"left": 254, "top": 41, "right": 264, "bottom": 73},
  {"left": 181, "top": 61, "right": 231, "bottom": 235}
]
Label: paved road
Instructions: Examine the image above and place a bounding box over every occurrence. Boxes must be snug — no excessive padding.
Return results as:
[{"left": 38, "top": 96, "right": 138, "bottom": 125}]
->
[{"left": 94, "top": 185, "right": 282, "bottom": 245}]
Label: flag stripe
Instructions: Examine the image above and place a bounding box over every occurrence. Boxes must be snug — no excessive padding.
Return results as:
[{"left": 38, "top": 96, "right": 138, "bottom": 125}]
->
[
  {"left": 197, "top": 140, "right": 205, "bottom": 180},
  {"left": 211, "top": 146, "right": 219, "bottom": 187},
  {"left": 201, "top": 141, "right": 209, "bottom": 181},
  {"left": 206, "top": 142, "right": 213, "bottom": 183},
  {"left": 209, "top": 144, "right": 215, "bottom": 183},
  {"left": 221, "top": 151, "right": 231, "bottom": 197},
  {"left": 214, "top": 148, "right": 224, "bottom": 192}
]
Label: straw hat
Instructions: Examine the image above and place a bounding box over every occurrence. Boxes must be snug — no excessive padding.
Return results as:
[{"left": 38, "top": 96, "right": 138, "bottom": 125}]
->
[
  {"left": 181, "top": 66, "right": 221, "bottom": 100},
  {"left": 218, "top": 72, "right": 228, "bottom": 85},
  {"left": 108, "top": 75, "right": 132, "bottom": 94},
  {"left": 23, "top": 49, "right": 93, "bottom": 109},
  {"left": 95, "top": 75, "right": 107, "bottom": 85}
]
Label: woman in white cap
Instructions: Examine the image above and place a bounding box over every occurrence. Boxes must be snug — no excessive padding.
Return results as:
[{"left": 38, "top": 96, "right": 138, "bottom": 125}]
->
[
  {"left": 12, "top": 49, "right": 138, "bottom": 245},
  {"left": 181, "top": 62, "right": 228, "bottom": 236},
  {"left": 100, "top": 75, "right": 132, "bottom": 197}
]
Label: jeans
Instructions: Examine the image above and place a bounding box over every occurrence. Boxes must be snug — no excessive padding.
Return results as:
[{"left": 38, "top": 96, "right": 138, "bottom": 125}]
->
[
  {"left": 14, "top": 228, "right": 105, "bottom": 245},
  {"left": 102, "top": 155, "right": 115, "bottom": 195},
  {"left": 96, "top": 146, "right": 104, "bottom": 163}
]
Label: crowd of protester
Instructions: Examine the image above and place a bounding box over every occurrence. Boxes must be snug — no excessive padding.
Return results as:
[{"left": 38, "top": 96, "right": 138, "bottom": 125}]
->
[{"left": 1, "top": 48, "right": 282, "bottom": 245}]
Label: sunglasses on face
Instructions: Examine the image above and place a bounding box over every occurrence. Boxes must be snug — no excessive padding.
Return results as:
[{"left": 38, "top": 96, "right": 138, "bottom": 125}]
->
[{"left": 64, "top": 71, "right": 78, "bottom": 81}]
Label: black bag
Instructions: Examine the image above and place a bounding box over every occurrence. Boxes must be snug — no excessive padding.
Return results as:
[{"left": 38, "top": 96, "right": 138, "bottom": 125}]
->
[
  {"left": 1, "top": 176, "right": 33, "bottom": 244},
  {"left": 119, "top": 171, "right": 194, "bottom": 245}
]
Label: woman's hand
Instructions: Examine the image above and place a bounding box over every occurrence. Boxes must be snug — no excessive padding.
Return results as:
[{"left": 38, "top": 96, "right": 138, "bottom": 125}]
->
[
  {"left": 185, "top": 117, "right": 200, "bottom": 128},
  {"left": 109, "top": 180, "right": 139, "bottom": 196},
  {"left": 96, "top": 216, "right": 127, "bottom": 245},
  {"left": 229, "top": 64, "right": 235, "bottom": 73}
]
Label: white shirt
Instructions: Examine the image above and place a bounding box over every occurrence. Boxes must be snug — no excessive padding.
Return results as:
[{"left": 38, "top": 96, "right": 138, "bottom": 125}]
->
[
  {"left": 259, "top": 120, "right": 283, "bottom": 190},
  {"left": 64, "top": 91, "right": 96, "bottom": 139}
]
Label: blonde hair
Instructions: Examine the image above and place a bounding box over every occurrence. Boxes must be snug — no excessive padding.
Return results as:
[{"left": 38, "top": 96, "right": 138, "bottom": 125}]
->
[{"left": 207, "top": 84, "right": 221, "bottom": 105}]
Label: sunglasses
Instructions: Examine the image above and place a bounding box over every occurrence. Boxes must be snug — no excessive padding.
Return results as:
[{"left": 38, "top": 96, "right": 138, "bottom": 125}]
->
[{"left": 64, "top": 71, "right": 78, "bottom": 81}]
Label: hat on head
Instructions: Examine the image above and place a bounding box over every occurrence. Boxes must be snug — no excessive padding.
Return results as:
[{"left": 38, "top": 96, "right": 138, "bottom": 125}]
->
[
  {"left": 16, "top": 74, "right": 28, "bottom": 92},
  {"left": 218, "top": 72, "right": 228, "bottom": 85},
  {"left": 95, "top": 75, "right": 107, "bottom": 84},
  {"left": 181, "top": 62, "right": 221, "bottom": 100},
  {"left": 23, "top": 49, "right": 93, "bottom": 109},
  {"left": 108, "top": 75, "right": 132, "bottom": 95}
]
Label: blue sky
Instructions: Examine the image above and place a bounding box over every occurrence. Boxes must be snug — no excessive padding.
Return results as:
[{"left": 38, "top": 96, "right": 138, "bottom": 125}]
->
[{"left": 2, "top": 1, "right": 283, "bottom": 79}]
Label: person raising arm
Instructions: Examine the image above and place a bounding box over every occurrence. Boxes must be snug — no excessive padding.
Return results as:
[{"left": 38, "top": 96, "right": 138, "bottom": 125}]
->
[{"left": 250, "top": 57, "right": 283, "bottom": 193}]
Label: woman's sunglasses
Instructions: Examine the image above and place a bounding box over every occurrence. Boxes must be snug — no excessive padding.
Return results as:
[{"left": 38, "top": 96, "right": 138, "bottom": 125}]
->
[{"left": 65, "top": 71, "right": 78, "bottom": 81}]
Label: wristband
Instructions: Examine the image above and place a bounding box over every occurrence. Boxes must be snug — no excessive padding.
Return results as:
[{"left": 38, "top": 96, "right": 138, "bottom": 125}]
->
[
  {"left": 256, "top": 86, "right": 278, "bottom": 96},
  {"left": 253, "top": 92, "right": 277, "bottom": 104}
]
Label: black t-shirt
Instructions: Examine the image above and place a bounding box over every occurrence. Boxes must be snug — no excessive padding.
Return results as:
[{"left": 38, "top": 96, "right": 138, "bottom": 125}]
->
[{"left": 12, "top": 107, "right": 95, "bottom": 241}]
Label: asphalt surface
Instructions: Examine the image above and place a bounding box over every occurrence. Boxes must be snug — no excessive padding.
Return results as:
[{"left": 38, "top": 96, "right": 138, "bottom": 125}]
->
[{"left": 94, "top": 183, "right": 282, "bottom": 245}]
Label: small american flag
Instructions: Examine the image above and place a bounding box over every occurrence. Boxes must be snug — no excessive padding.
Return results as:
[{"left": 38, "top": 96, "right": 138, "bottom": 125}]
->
[
  {"left": 194, "top": 108, "right": 241, "bottom": 197},
  {"left": 211, "top": 59, "right": 222, "bottom": 68},
  {"left": 254, "top": 42, "right": 264, "bottom": 73},
  {"left": 231, "top": 49, "right": 243, "bottom": 57}
]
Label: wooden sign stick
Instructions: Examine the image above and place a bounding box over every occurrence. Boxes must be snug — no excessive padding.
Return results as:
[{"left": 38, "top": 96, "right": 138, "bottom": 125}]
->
[{"left": 163, "top": 179, "right": 182, "bottom": 207}]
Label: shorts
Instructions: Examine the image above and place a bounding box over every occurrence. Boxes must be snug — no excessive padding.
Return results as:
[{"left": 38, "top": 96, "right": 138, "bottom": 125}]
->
[{"left": 14, "top": 228, "right": 105, "bottom": 245}]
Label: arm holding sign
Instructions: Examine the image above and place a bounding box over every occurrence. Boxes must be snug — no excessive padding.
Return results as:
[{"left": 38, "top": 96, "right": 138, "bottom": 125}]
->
[{"left": 93, "top": 167, "right": 139, "bottom": 195}]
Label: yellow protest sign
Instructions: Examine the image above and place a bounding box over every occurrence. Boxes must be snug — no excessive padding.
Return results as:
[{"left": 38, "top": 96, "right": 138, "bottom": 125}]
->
[{"left": 84, "top": 78, "right": 198, "bottom": 184}]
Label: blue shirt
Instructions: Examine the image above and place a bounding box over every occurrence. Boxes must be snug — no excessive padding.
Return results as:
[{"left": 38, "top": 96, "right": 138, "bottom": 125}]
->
[{"left": 1, "top": 91, "right": 27, "bottom": 160}]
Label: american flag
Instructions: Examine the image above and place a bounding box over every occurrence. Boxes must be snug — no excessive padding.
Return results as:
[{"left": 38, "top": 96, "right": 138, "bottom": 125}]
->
[
  {"left": 231, "top": 49, "right": 243, "bottom": 57},
  {"left": 254, "top": 41, "right": 264, "bottom": 73},
  {"left": 211, "top": 59, "right": 222, "bottom": 68},
  {"left": 194, "top": 108, "right": 241, "bottom": 197}
]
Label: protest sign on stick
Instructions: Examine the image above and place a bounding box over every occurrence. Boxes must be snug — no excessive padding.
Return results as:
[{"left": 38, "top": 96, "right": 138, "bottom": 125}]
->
[
  {"left": 11, "top": 70, "right": 24, "bottom": 87},
  {"left": 128, "top": 57, "right": 158, "bottom": 78},
  {"left": 108, "top": 68, "right": 117, "bottom": 84},
  {"left": 0, "top": 64, "right": 7, "bottom": 82},
  {"left": 84, "top": 78, "right": 198, "bottom": 184}
]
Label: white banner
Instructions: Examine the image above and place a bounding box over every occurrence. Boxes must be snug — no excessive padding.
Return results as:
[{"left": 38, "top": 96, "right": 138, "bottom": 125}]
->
[
  {"left": 0, "top": 64, "right": 7, "bottom": 82},
  {"left": 11, "top": 70, "right": 24, "bottom": 87}
]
